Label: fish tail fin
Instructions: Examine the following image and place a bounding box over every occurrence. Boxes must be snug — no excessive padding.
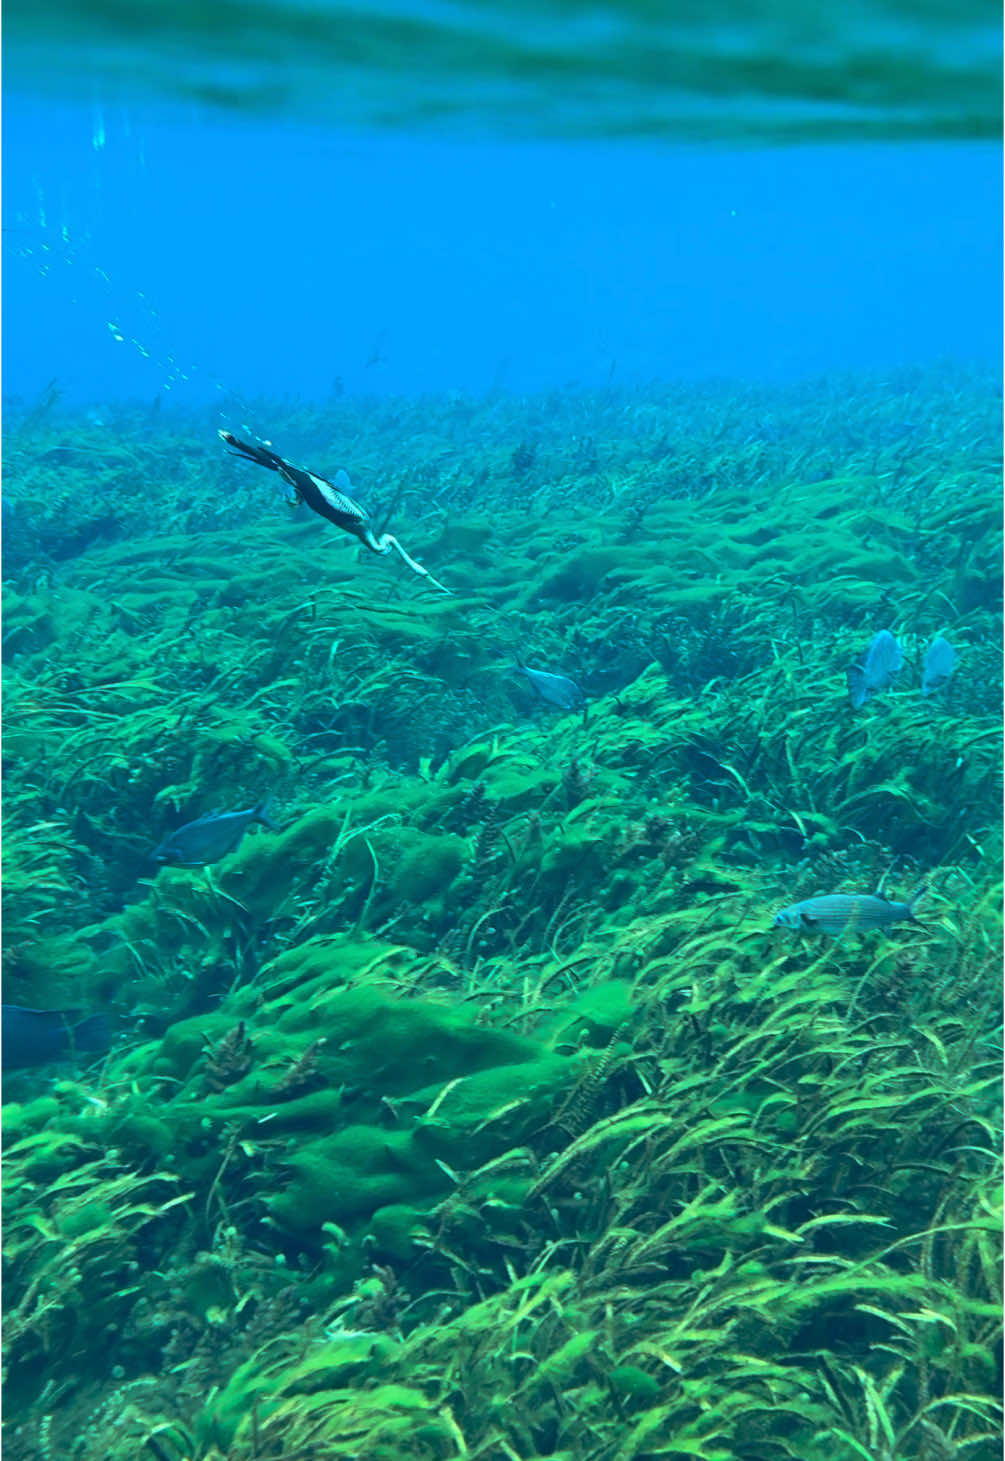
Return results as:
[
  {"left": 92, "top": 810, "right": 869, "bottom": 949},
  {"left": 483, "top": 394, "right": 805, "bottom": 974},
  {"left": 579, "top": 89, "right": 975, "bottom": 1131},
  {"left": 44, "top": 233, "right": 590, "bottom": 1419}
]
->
[
  {"left": 254, "top": 797, "right": 281, "bottom": 833},
  {"left": 846, "top": 663, "right": 867, "bottom": 709}
]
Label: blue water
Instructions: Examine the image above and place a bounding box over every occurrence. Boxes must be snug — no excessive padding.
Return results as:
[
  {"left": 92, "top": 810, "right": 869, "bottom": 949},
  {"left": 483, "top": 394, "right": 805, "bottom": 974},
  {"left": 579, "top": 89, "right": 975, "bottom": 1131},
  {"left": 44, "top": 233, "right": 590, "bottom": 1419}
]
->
[{"left": 3, "top": 92, "right": 1001, "bottom": 407}]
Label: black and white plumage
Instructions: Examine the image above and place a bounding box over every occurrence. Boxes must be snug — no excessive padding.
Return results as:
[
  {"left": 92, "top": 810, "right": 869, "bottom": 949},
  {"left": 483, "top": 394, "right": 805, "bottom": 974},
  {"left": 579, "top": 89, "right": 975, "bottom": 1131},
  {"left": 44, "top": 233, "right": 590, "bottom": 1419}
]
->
[
  {"left": 219, "top": 431, "right": 373, "bottom": 540},
  {"left": 218, "top": 431, "right": 450, "bottom": 593}
]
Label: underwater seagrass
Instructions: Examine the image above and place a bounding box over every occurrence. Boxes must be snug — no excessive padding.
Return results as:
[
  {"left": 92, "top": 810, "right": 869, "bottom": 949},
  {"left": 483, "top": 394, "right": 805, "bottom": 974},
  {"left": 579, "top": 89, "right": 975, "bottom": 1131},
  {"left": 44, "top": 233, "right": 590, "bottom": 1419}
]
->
[{"left": 1, "top": 368, "right": 1001, "bottom": 1460}]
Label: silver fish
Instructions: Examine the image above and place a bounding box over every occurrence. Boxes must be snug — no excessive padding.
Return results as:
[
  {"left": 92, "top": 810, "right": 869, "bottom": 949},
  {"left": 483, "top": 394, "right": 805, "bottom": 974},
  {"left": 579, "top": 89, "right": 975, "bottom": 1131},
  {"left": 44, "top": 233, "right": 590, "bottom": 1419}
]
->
[
  {"left": 151, "top": 799, "right": 279, "bottom": 867},
  {"left": 773, "top": 887, "right": 923, "bottom": 935},
  {"left": 516, "top": 660, "right": 585, "bottom": 711},
  {"left": 921, "top": 635, "right": 957, "bottom": 697},
  {"left": 847, "top": 629, "right": 903, "bottom": 709}
]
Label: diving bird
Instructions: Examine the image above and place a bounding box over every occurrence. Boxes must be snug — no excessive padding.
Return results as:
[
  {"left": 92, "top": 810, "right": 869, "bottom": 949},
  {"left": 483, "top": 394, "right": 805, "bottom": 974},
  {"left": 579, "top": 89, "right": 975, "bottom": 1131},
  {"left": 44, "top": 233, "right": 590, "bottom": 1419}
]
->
[{"left": 218, "top": 431, "right": 450, "bottom": 594}]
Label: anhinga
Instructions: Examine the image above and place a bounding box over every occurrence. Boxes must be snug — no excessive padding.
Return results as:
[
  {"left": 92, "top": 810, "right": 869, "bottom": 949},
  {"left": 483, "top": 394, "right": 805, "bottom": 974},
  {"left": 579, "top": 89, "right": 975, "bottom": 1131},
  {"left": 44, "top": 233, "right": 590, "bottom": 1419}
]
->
[{"left": 218, "top": 430, "right": 450, "bottom": 595}]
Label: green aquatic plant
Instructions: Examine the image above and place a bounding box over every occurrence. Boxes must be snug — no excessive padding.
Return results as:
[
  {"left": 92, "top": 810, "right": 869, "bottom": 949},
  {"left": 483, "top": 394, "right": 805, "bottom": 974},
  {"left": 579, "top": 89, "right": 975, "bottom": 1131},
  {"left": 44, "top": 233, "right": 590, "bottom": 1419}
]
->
[
  {"left": 2, "top": 1136, "right": 192, "bottom": 1409},
  {"left": 2, "top": 369, "right": 1000, "bottom": 1460}
]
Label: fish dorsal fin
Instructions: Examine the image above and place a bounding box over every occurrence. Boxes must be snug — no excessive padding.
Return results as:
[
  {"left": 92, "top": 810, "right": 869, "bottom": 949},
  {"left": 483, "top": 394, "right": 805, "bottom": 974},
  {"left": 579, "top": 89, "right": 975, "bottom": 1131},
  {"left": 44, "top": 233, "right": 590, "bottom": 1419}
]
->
[{"left": 873, "top": 858, "right": 898, "bottom": 901}]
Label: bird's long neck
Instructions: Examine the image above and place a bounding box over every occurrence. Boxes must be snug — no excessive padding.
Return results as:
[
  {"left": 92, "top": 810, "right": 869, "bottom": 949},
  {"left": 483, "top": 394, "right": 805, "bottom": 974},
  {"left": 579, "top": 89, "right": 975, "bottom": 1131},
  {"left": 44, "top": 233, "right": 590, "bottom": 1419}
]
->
[{"left": 358, "top": 525, "right": 389, "bottom": 555}]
